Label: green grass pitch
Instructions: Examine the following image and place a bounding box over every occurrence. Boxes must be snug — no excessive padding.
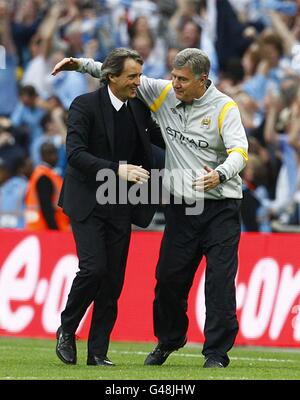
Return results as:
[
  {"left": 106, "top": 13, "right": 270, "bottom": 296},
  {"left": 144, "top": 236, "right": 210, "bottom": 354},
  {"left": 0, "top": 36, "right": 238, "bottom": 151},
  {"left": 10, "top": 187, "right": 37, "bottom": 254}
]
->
[{"left": 0, "top": 337, "right": 300, "bottom": 380}]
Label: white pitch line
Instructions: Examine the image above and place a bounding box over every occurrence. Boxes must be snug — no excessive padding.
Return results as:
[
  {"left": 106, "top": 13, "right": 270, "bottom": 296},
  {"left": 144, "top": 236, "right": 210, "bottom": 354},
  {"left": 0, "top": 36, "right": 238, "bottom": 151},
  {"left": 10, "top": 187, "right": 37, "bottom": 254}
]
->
[
  {"left": 2, "top": 376, "right": 40, "bottom": 380},
  {"left": 109, "top": 349, "right": 300, "bottom": 363},
  {"left": 1, "top": 375, "right": 252, "bottom": 381},
  {"left": 0, "top": 376, "right": 89, "bottom": 380},
  {"left": 230, "top": 356, "right": 296, "bottom": 363},
  {"left": 1, "top": 345, "right": 299, "bottom": 364}
]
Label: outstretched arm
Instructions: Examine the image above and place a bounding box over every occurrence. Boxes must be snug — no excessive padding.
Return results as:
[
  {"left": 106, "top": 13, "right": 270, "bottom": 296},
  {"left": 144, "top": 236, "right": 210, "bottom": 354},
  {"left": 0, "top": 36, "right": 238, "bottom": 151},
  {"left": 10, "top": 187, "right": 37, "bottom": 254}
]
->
[
  {"left": 51, "top": 56, "right": 171, "bottom": 113},
  {"left": 51, "top": 57, "right": 102, "bottom": 78},
  {"left": 51, "top": 57, "right": 81, "bottom": 75}
]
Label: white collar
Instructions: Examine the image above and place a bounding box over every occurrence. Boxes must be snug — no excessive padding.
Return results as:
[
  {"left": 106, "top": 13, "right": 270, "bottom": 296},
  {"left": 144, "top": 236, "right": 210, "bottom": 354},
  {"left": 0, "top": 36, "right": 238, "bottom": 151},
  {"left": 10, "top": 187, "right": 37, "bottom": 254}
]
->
[{"left": 108, "top": 85, "right": 127, "bottom": 111}]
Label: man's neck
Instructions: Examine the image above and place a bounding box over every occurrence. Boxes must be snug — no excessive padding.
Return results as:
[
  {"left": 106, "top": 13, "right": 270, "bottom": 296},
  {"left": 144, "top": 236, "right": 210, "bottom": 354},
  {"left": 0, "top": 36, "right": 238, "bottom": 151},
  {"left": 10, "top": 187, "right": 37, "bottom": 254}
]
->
[
  {"left": 108, "top": 85, "right": 124, "bottom": 102},
  {"left": 108, "top": 85, "right": 127, "bottom": 111},
  {"left": 196, "top": 84, "right": 207, "bottom": 99}
]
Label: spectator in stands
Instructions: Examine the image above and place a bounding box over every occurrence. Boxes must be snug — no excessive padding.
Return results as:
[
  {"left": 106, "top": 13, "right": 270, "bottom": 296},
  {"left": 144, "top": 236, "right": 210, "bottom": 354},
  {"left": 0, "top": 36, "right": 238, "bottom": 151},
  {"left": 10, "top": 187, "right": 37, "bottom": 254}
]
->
[
  {"left": 0, "top": 0, "right": 18, "bottom": 117},
  {"left": 176, "top": 18, "right": 202, "bottom": 49},
  {"left": 241, "top": 153, "right": 270, "bottom": 232},
  {"left": 128, "top": 15, "right": 151, "bottom": 36},
  {"left": 11, "top": 85, "right": 46, "bottom": 152},
  {"left": 21, "top": 2, "right": 88, "bottom": 105},
  {"left": 0, "top": 155, "right": 33, "bottom": 229},
  {"left": 214, "top": 0, "right": 256, "bottom": 74},
  {"left": 239, "top": 30, "right": 285, "bottom": 130},
  {"left": 261, "top": 74, "right": 300, "bottom": 229},
  {"left": 0, "top": 117, "right": 27, "bottom": 175},
  {"left": 217, "top": 58, "right": 245, "bottom": 95},
  {"left": 11, "top": 0, "right": 44, "bottom": 69},
  {"left": 0, "top": 157, "right": 9, "bottom": 186},
  {"left": 163, "top": 46, "right": 182, "bottom": 79},
  {"left": 24, "top": 141, "right": 70, "bottom": 231},
  {"left": 30, "top": 107, "right": 67, "bottom": 176},
  {"left": 64, "top": 20, "right": 85, "bottom": 58},
  {"left": 131, "top": 34, "right": 166, "bottom": 79},
  {"left": 21, "top": 3, "right": 64, "bottom": 99},
  {"left": 268, "top": 7, "right": 300, "bottom": 75}
]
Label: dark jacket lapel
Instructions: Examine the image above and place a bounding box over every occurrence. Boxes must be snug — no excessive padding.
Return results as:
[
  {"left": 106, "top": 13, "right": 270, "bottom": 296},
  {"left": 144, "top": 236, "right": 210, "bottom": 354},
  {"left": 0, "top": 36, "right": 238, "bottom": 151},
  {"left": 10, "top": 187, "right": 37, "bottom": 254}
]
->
[
  {"left": 128, "top": 98, "right": 152, "bottom": 166},
  {"left": 98, "top": 85, "right": 114, "bottom": 155}
]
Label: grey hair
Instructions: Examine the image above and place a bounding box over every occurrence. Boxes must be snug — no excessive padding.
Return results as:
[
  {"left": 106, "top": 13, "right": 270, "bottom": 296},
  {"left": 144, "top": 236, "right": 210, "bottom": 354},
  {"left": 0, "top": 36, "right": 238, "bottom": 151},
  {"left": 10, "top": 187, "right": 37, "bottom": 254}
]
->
[
  {"left": 100, "top": 48, "right": 143, "bottom": 84},
  {"left": 173, "top": 48, "right": 210, "bottom": 79}
]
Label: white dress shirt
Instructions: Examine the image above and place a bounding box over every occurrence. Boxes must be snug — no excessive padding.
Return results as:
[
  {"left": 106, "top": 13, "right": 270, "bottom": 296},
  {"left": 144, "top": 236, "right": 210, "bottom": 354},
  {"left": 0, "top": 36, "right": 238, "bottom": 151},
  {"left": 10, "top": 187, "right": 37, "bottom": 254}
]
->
[{"left": 107, "top": 85, "right": 127, "bottom": 111}]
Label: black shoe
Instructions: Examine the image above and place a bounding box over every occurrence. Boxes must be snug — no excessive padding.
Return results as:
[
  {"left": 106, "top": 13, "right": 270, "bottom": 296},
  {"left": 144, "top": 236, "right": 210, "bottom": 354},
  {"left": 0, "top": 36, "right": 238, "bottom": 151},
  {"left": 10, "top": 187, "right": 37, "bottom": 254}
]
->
[
  {"left": 87, "top": 355, "right": 115, "bottom": 366},
  {"left": 144, "top": 338, "right": 187, "bottom": 366},
  {"left": 56, "top": 326, "right": 77, "bottom": 365},
  {"left": 203, "top": 357, "right": 226, "bottom": 368}
]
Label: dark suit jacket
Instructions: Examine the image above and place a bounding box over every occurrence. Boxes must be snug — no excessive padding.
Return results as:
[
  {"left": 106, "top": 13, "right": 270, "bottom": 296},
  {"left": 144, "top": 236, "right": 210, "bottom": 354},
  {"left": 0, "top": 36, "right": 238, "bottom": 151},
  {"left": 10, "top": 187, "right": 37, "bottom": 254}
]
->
[{"left": 58, "top": 85, "right": 165, "bottom": 227}]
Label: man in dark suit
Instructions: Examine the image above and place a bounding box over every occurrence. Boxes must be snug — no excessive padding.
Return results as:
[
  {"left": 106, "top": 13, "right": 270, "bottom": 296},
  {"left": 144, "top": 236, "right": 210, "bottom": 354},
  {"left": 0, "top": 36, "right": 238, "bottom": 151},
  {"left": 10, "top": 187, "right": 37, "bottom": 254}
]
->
[{"left": 56, "top": 48, "right": 164, "bottom": 367}]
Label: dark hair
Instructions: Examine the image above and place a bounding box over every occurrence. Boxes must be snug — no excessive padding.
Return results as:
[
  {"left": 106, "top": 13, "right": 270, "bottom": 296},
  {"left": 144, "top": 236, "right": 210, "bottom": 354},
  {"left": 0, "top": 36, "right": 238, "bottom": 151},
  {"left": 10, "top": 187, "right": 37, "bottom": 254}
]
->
[
  {"left": 178, "top": 17, "right": 202, "bottom": 35},
  {"left": 222, "top": 58, "right": 245, "bottom": 84},
  {"left": 173, "top": 48, "right": 210, "bottom": 79},
  {"left": 19, "top": 85, "right": 37, "bottom": 97},
  {"left": 128, "top": 15, "right": 151, "bottom": 40},
  {"left": 259, "top": 31, "right": 284, "bottom": 57},
  {"left": 40, "top": 141, "right": 57, "bottom": 158},
  {"left": 100, "top": 48, "right": 143, "bottom": 85},
  {"left": 40, "top": 113, "right": 53, "bottom": 131}
]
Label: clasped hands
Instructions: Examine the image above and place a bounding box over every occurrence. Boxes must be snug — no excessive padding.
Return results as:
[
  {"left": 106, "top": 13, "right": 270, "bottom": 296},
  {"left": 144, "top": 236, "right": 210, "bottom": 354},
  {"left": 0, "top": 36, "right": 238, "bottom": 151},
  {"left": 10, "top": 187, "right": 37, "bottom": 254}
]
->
[{"left": 117, "top": 164, "right": 221, "bottom": 190}]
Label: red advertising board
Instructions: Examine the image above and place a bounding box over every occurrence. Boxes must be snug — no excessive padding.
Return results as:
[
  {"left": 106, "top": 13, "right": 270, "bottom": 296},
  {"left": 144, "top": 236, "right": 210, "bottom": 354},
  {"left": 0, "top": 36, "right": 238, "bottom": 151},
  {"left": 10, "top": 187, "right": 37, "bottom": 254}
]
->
[{"left": 0, "top": 230, "right": 300, "bottom": 347}]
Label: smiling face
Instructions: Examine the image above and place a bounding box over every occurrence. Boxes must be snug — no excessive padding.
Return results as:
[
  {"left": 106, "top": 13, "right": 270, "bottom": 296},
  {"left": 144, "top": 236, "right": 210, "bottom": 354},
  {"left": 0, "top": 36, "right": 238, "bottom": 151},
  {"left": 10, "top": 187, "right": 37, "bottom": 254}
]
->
[
  {"left": 171, "top": 66, "right": 207, "bottom": 104},
  {"left": 108, "top": 58, "right": 142, "bottom": 102}
]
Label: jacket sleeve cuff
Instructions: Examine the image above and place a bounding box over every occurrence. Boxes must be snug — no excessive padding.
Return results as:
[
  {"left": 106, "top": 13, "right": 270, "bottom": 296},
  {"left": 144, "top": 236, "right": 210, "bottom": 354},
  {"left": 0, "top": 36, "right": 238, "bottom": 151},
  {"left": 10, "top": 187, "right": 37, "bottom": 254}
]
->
[{"left": 109, "top": 162, "right": 119, "bottom": 175}]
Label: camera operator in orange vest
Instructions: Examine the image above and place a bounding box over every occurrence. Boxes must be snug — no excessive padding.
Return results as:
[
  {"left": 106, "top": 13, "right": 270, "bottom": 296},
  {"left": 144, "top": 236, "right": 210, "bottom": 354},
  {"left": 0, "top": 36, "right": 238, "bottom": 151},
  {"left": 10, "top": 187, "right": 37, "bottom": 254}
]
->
[{"left": 25, "top": 142, "right": 70, "bottom": 231}]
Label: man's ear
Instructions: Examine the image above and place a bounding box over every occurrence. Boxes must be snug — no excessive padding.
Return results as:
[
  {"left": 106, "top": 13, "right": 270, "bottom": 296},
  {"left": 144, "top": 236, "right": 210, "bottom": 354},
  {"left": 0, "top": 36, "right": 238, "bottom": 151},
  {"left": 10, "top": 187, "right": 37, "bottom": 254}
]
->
[
  {"left": 108, "top": 74, "right": 116, "bottom": 83},
  {"left": 200, "top": 74, "right": 207, "bottom": 85}
]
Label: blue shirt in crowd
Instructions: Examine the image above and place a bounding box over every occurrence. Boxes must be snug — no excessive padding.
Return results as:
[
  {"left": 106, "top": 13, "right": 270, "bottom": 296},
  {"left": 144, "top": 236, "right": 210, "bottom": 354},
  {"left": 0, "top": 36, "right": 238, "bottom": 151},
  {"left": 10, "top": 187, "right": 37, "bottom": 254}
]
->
[
  {"left": 0, "top": 54, "right": 18, "bottom": 116},
  {"left": 0, "top": 176, "right": 28, "bottom": 228}
]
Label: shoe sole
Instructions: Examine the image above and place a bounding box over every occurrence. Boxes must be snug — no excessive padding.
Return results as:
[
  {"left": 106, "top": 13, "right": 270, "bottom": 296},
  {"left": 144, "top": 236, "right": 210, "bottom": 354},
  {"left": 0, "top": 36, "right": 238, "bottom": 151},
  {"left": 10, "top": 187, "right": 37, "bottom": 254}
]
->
[
  {"left": 87, "top": 362, "right": 115, "bottom": 366},
  {"left": 87, "top": 359, "right": 115, "bottom": 366},
  {"left": 203, "top": 362, "right": 225, "bottom": 368}
]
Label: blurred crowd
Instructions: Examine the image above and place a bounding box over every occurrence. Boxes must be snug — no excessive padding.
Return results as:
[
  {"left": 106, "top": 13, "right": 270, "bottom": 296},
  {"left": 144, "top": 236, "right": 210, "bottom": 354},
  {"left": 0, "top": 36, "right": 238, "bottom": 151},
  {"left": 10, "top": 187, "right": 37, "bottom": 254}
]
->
[{"left": 1, "top": 0, "right": 300, "bottom": 232}]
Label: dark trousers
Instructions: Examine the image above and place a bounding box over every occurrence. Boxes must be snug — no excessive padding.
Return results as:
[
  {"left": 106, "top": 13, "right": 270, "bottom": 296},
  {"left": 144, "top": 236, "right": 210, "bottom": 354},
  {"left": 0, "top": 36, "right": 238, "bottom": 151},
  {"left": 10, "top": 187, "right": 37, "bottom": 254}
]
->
[
  {"left": 61, "top": 204, "right": 132, "bottom": 357},
  {"left": 154, "top": 198, "right": 241, "bottom": 365}
]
